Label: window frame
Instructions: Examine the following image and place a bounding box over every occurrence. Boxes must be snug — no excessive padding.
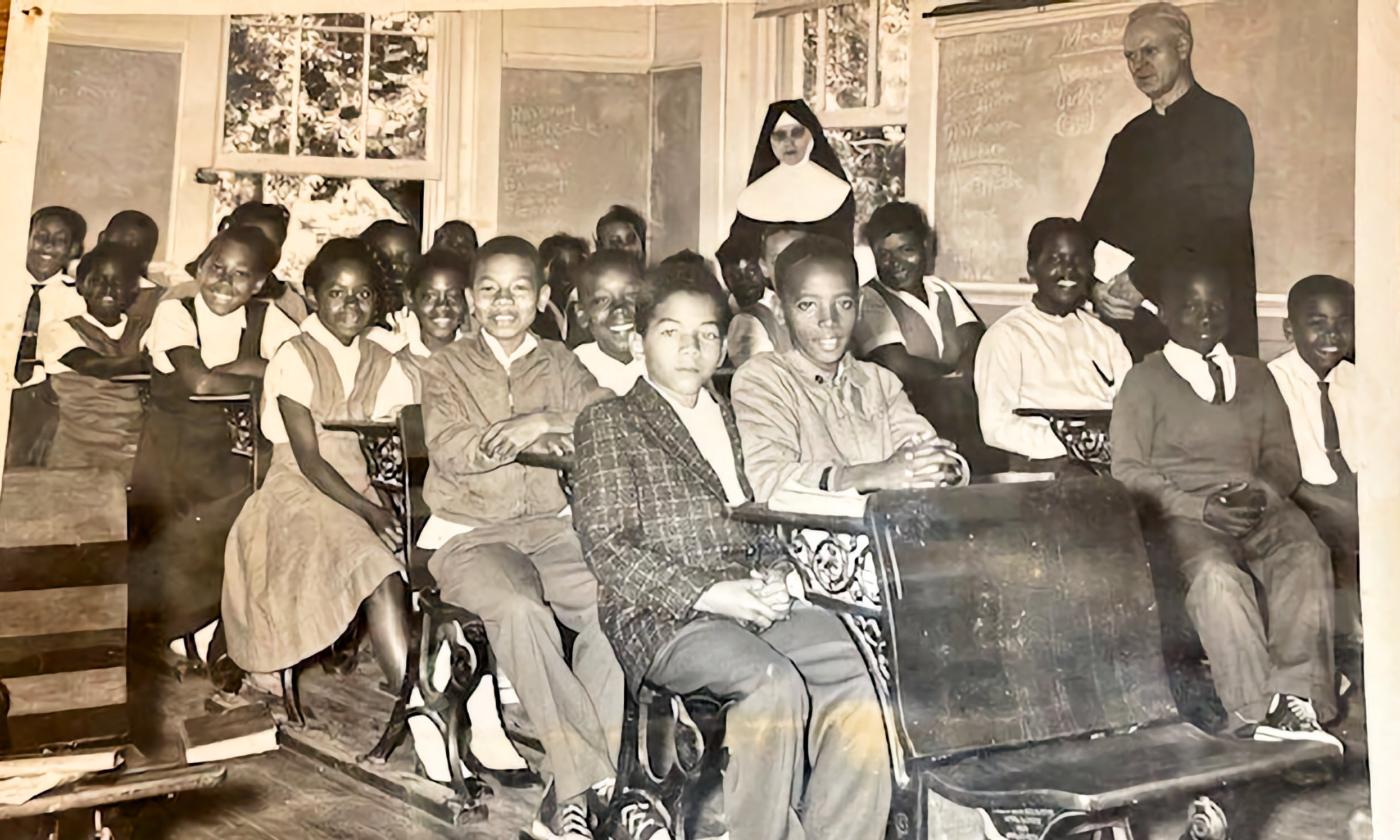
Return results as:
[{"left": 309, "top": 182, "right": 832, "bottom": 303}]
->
[
  {"left": 775, "top": 0, "right": 909, "bottom": 130},
  {"left": 213, "top": 13, "right": 447, "bottom": 181}
]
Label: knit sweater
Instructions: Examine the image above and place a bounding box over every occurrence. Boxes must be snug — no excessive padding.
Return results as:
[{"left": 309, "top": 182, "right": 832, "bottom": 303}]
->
[{"left": 1110, "top": 352, "right": 1301, "bottom": 522}]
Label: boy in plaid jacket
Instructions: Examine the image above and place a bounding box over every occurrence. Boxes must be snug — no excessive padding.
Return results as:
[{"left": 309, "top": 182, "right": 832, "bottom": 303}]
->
[{"left": 573, "top": 261, "right": 891, "bottom": 840}]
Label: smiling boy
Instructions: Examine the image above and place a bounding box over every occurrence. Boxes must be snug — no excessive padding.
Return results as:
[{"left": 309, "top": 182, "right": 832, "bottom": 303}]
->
[
  {"left": 1111, "top": 263, "right": 1339, "bottom": 748},
  {"left": 731, "top": 235, "right": 961, "bottom": 502},
  {"left": 1268, "top": 275, "right": 1361, "bottom": 661},
  {"left": 973, "top": 217, "right": 1132, "bottom": 474},
  {"left": 417, "top": 236, "right": 622, "bottom": 840},
  {"left": 571, "top": 250, "right": 645, "bottom": 396}
]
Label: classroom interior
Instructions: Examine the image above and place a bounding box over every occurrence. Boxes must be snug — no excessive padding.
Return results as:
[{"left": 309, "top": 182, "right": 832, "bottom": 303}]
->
[{"left": 1, "top": 0, "right": 1398, "bottom": 837}]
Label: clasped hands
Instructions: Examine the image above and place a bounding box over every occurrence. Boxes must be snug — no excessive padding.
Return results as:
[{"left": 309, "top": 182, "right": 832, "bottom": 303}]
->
[
  {"left": 478, "top": 413, "right": 573, "bottom": 461},
  {"left": 1203, "top": 481, "right": 1268, "bottom": 537},
  {"left": 695, "top": 569, "right": 802, "bottom": 631},
  {"left": 875, "top": 433, "right": 965, "bottom": 490}
]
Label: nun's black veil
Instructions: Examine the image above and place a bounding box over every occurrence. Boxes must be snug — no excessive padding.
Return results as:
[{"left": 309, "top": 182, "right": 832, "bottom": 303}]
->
[{"left": 728, "top": 99, "right": 858, "bottom": 249}]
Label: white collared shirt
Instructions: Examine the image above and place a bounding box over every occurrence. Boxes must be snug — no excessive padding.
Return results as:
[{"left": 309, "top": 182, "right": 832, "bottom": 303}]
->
[
  {"left": 15, "top": 272, "right": 85, "bottom": 387},
  {"left": 1162, "top": 340, "right": 1237, "bottom": 403},
  {"left": 647, "top": 377, "right": 748, "bottom": 506},
  {"left": 143, "top": 290, "right": 300, "bottom": 374},
  {"left": 1268, "top": 349, "right": 1358, "bottom": 485},
  {"left": 482, "top": 330, "right": 538, "bottom": 372},
  {"left": 573, "top": 342, "right": 643, "bottom": 396},
  {"left": 260, "top": 315, "right": 413, "bottom": 443},
  {"left": 38, "top": 312, "right": 130, "bottom": 375},
  {"left": 973, "top": 303, "right": 1133, "bottom": 459}
]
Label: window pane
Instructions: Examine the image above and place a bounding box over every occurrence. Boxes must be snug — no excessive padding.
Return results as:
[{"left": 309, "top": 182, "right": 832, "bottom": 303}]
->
[
  {"left": 301, "top": 13, "right": 365, "bottom": 29},
  {"left": 878, "top": 0, "right": 910, "bottom": 111},
  {"left": 367, "top": 35, "right": 430, "bottom": 160},
  {"left": 231, "top": 14, "right": 297, "bottom": 26},
  {"left": 801, "top": 10, "right": 819, "bottom": 106},
  {"left": 826, "top": 124, "right": 906, "bottom": 240},
  {"left": 212, "top": 171, "right": 422, "bottom": 290},
  {"left": 297, "top": 29, "right": 365, "bottom": 158},
  {"left": 223, "top": 24, "right": 296, "bottom": 154},
  {"left": 824, "top": 2, "right": 871, "bottom": 111},
  {"left": 372, "top": 12, "right": 436, "bottom": 35}
]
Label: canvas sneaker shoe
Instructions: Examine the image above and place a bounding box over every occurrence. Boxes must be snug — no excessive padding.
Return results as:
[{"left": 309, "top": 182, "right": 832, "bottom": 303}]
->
[
  {"left": 1241, "top": 693, "right": 1343, "bottom": 753},
  {"left": 527, "top": 781, "right": 593, "bottom": 840}
]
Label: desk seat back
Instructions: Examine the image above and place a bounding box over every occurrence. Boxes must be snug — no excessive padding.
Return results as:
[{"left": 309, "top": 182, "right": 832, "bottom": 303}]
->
[
  {"left": 398, "top": 404, "right": 434, "bottom": 583},
  {"left": 867, "top": 477, "right": 1178, "bottom": 763}
]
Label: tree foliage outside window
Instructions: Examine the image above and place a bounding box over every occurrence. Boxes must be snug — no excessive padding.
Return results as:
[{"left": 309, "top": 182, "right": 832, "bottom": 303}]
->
[{"left": 222, "top": 13, "right": 434, "bottom": 166}]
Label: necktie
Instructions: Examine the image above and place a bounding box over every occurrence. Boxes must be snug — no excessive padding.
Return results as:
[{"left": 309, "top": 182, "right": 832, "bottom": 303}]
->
[
  {"left": 13, "top": 285, "right": 43, "bottom": 382},
  {"left": 1203, "top": 353, "right": 1226, "bottom": 404},
  {"left": 1319, "top": 381, "right": 1352, "bottom": 477},
  {"left": 933, "top": 288, "right": 962, "bottom": 365}
]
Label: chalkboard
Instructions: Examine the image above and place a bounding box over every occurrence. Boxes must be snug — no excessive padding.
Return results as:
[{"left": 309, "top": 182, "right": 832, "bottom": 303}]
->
[
  {"left": 649, "top": 67, "right": 703, "bottom": 262},
  {"left": 499, "top": 69, "right": 650, "bottom": 248},
  {"left": 32, "top": 44, "right": 182, "bottom": 255},
  {"left": 933, "top": 0, "right": 1356, "bottom": 295}
]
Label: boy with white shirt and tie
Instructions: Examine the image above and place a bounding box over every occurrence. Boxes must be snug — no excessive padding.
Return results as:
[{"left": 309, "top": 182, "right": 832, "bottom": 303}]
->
[
  {"left": 1268, "top": 274, "right": 1361, "bottom": 667},
  {"left": 7, "top": 206, "right": 88, "bottom": 467},
  {"left": 974, "top": 217, "right": 1132, "bottom": 475},
  {"left": 1111, "top": 262, "right": 1340, "bottom": 749}
]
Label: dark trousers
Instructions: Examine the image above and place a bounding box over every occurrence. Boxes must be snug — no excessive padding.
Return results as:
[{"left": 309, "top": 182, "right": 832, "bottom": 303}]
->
[
  {"left": 1161, "top": 500, "right": 1335, "bottom": 723},
  {"left": 645, "top": 606, "right": 891, "bottom": 840},
  {"left": 1295, "top": 475, "right": 1361, "bottom": 639},
  {"left": 5, "top": 383, "right": 58, "bottom": 468}
]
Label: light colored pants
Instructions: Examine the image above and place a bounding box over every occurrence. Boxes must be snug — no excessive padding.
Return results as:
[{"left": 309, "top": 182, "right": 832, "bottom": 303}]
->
[
  {"left": 430, "top": 516, "right": 623, "bottom": 799},
  {"left": 646, "top": 605, "right": 892, "bottom": 840},
  {"left": 1163, "top": 500, "right": 1336, "bottom": 723}
]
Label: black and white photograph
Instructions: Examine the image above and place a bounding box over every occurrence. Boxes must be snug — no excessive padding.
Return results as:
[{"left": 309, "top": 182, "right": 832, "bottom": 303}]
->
[{"left": 0, "top": 0, "right": 1395, "bottom": 837}]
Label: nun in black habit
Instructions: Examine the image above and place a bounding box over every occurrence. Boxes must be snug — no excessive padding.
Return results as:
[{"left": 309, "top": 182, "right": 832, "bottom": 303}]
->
[{"left": 728, "top": 100, "right": 857, "bottom": 249}]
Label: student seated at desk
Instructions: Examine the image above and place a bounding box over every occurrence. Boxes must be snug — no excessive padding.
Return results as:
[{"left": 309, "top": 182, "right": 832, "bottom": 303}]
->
[
  {"left": 533, "top": 233, "right": 590, "bottom": 344},
  {"left": 725, "top": 224, "right": 808, "bottom": 368},
  {"left": 222, "top": 238, "right": 413, "bottom": 704},
  {"left": 1268, "top": 275, "right": 1361, "bottom": 661},
  {"left": 129, "top": 226, "right": 300, "bottom": 662},
  {"left": 1111, "top": 263, "right": 1340, "bottom": 748},
  {"left": 572, "top": 249, "right": 644, "bottom": 396},
  {"left": 573, "top": 260, "right": 891, "bottom": 840},
  {"left": 190, "top": 202, "right": 309, "bottom": 324},
  {"left": 856, "top": 202, "right": 1000, "bottom": 473},
  {"left": 37, "top": 243, "right": 150, "bottom": 478},
  {"left": 595, "top": 204, "right": 647, "bottom": 266},
  {"left": 975, "top": 217, "right": 1133, "bottom": 475},
  {"left": 369, "top": 250, "right": 473, "bottom": 400},
  {"left": 419, "top": 236, "right": 622, "bottom": 839},
  {"left": 8, "top": 206, "right": 88, "bottom": 469},
  {"left": 97, "top": 209, "right": 165, "bottom": 328},
  {"left": 731, "top": 235, "right": 962, "bottom": 502},
  {"left": 715, "top": 231, "right": 768, "bottom": 313}
]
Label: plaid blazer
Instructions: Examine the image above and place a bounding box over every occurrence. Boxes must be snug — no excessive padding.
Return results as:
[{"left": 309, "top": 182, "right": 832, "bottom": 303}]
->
[{"left": 572, "top": 379, "right": 789, "bottom": 689}]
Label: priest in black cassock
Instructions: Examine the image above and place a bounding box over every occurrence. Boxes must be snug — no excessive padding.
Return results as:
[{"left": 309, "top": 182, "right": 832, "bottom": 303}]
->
[{"left": 1083, "top": 2, "right": 1257, "bottom": 359}]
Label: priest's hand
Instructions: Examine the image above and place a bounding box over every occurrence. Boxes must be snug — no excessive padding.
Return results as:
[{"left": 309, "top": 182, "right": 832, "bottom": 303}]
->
[{"left": 1092, "top": 271, "right": 1145, "bottom": 320}]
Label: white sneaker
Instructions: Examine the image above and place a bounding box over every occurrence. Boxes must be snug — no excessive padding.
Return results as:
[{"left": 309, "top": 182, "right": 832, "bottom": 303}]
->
[{"left": 1247, "top": 694, "right": 1343, "bottom": 753}]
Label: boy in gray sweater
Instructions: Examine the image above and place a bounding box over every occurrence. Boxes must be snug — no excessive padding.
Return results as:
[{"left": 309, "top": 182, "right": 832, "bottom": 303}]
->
[{"left": 1110, "top": 262, "right": 1340, "bottom": 751}]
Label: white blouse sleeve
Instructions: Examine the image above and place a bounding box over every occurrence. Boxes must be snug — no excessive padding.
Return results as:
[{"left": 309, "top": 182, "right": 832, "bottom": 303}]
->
[
  {"left": 37, "top": 319, "right": 85, "bottom": 374},
  {"left": 259, "top": 305, "right": 302, "bottom": 361},
  {"left": 372, "top": 357, "right": 416, "bottom": 421},
  {"left": 260, "top": 342, "right": 314, "bottom": 443},
  {"left": 142, "top": 299, "right": 199, "bottom": 374}
]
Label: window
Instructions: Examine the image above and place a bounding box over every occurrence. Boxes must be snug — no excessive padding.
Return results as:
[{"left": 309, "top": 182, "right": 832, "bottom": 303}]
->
[
  {"left": 219, "top": 13, "right": 440, "bottom": 179},
  {"left": 777, "top": 0, "right": 910, "bottom": 237}
]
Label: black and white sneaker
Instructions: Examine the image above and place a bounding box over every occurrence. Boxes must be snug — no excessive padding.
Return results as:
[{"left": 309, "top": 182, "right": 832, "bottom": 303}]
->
[
  {"left": 607, "top": 787, "right": 673, "bottom": 840},
  {"left": 1242, "top": 694, "right": 1343, "bottom": 753},
  {"left": 527, "top": 781, "right": 593, "bottom": 840}
]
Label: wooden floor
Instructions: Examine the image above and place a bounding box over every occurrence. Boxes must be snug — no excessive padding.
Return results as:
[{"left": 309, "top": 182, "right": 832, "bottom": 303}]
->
[{"left": 51, "top": 656, "right": 1376, "bottom": 840}]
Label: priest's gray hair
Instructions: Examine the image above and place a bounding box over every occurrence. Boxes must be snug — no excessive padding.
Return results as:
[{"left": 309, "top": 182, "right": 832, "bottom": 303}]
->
[{"left": 1128, "top": 2, "right": 1193, "bottom": 45}]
